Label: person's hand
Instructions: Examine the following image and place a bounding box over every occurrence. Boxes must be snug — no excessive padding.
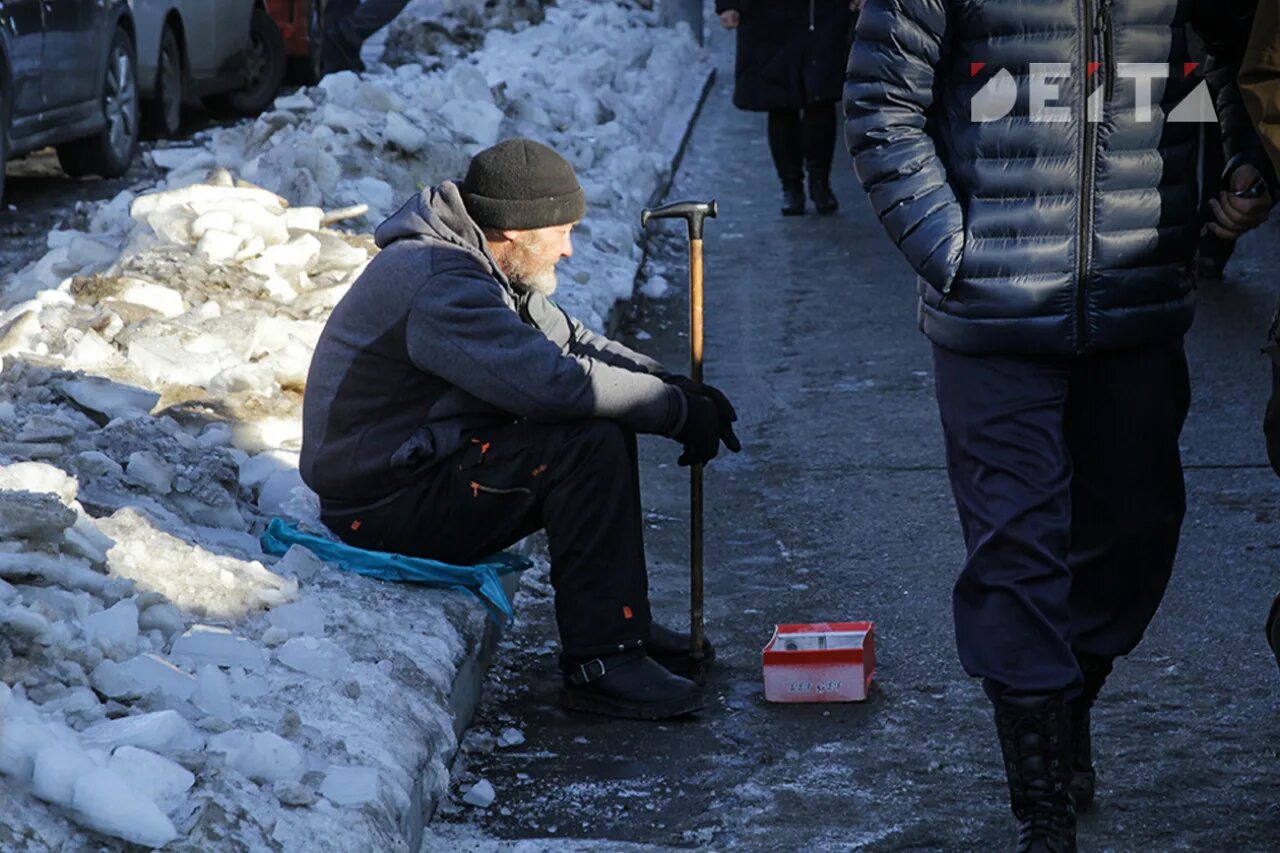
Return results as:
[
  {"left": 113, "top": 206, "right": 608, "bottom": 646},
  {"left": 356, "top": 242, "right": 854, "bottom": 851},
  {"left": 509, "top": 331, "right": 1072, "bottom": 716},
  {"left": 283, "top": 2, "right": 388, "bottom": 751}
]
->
[
  {"left": 674, "top": 392, "right": 721, "bottom": 467},
  {"left": 664, "top": 376, "right": 741, "bottom": 453},
  {"left": 1207, "top": 164, "right": 1274, "bottom": 240},
  {"left": 719, "top": 10, "right": 740, "bottom": 29}
]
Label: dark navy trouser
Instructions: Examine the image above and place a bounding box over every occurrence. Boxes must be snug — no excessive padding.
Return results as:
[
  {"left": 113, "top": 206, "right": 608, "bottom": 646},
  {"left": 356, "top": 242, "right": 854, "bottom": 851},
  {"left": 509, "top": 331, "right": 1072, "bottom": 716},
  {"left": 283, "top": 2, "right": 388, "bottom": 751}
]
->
[
  {"left": 321, "top": 419, "right": 652, "bottom": 660},
  {"left": 932, "top": 340, "right": 1190, "bottom": 700}
]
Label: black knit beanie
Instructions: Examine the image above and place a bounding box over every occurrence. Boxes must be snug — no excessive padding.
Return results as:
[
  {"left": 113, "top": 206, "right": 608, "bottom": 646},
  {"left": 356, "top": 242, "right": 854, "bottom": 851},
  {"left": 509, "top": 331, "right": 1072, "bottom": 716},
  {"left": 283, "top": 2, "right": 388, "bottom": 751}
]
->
[{"left": 459, "top": 138, "right": 586, "bottom": 230}]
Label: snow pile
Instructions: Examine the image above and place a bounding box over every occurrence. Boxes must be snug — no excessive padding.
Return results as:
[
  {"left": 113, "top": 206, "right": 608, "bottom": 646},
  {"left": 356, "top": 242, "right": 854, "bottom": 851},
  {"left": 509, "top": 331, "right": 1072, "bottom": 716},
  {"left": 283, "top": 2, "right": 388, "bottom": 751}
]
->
[{"left": 150, "top": 0, "right": 704, "bottom": 330}]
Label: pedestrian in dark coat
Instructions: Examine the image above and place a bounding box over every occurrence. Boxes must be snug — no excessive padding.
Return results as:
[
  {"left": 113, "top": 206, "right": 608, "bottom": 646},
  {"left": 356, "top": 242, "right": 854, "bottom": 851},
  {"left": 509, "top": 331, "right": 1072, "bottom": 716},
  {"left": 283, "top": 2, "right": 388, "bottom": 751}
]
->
[
  {"left": 717, "top": 0, "right": 859, "bottom": 215},
  {"left": 301, "top": 139, "right": 740, "bottom": 721},
  {"left": 846, "top": 0, "right": 1274, "bottom": 848},
  {"left": 322, "top": 0, "right": 412, "bottom": 74}
]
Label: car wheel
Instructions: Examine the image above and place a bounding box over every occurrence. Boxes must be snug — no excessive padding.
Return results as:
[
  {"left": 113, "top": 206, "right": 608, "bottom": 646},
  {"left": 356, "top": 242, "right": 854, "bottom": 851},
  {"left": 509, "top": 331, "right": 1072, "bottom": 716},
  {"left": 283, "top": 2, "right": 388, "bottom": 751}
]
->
[
  {"left": 56, "top": 28, "right": 140, "bottom": 179},
  {"left": 145, "top": 26, "right": 184, "bottom": 138},
  {"left": 211, "top": 9, "right": 286, "bottom": 115}
]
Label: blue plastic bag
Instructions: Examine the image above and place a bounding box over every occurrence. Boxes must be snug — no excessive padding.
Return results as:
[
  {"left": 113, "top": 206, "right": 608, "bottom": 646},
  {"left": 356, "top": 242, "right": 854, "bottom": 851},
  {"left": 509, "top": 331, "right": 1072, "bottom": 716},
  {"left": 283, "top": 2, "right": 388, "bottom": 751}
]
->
[{"left": 260, "top": 518, "right": 531, "bottom": 623}]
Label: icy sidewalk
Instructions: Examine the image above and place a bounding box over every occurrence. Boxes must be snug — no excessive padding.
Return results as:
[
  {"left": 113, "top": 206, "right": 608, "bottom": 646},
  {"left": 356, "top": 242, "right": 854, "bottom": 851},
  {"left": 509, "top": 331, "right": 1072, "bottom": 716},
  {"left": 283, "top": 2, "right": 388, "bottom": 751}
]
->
[{"left": 0, "top": 0, "right": 713, "bottom": 849}]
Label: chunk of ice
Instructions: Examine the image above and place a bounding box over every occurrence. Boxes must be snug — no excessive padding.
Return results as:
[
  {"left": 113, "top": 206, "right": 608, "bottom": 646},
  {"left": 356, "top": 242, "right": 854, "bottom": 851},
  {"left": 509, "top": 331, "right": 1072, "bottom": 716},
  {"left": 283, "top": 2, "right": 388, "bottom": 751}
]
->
[
  {"left": 207, "top": 730, "right": 305, "bottom": 784},
  {"left": 497, "top": 728, "right": 526, "bottom": 749},
  {"left": 92, "top": 654, "right": 196, "bottom": 701},
  {"left": 462, "top": 779, "right": 496, "bottom": 808},
  {"left": 192, "top": 664, "right": 236, "bottom": 720},
  {"left": 172, "top": 625, "right": 267, "bottom": 671},
  {"left": 82, "top": 599, "right": 139, "bottom": 657},
  {"left": 71, "top": 767, "right": 179, "bottom": 848},
  {"left": 320, "top": 765, "right": 379, "bottom": 807},
  {"left": 32, "top": 742, "right": 100, "bottom": 807},
  {"left": 267, "top": 599, "right": 326, "bottom": 637},
  {"left": 126, "top": 451, "right": 174, "bottom": 495},
  {"left": 81, "top": 710, "right": 203, "bottom": 754},
  {"left": 277, "top": 636, "right": 350, "bottom": 680},
  {"left": 108, "top": 746, "right": 195, "bottom": 811}
]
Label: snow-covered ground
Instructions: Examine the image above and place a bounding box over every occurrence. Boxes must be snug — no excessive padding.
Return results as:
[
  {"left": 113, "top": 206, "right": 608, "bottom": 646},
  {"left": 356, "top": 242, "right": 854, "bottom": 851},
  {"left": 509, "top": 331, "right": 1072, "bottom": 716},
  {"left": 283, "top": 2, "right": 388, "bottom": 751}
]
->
[{"left": 0, "top": 1, "right": 707, "bottom": 849}]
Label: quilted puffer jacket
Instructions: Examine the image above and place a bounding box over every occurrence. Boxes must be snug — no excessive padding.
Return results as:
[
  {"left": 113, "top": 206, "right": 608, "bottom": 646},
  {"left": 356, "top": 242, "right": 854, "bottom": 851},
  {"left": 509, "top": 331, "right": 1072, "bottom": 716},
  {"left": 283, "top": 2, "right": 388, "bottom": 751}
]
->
[{"left": 845, "top": 0, "right": 1268, "bottom": 355}]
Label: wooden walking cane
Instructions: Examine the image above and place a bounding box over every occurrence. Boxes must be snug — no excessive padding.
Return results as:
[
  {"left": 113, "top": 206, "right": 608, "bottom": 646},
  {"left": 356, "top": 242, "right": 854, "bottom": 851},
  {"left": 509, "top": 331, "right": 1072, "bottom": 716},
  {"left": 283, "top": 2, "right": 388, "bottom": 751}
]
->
[{"left": 640, "top": 199, "right": 719, "bottom": 677}]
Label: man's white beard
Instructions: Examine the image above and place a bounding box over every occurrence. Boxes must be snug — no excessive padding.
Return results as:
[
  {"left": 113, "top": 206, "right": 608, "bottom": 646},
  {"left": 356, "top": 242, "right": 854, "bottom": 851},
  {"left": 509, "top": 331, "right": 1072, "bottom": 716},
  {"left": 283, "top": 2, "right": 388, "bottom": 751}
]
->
[
  {"left": 504, "top": 235, "right": 558, "bottom": 296},
  {"left": 511, "top": 266, "right": 558, "bottom": 296}
]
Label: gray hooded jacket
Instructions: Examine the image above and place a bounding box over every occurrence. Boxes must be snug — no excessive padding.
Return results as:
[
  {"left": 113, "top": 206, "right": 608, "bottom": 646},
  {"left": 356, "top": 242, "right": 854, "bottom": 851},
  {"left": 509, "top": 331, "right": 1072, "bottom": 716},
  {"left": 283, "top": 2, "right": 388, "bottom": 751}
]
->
[{"left": 300, "top": 183, "right": 685, "bottom": 505}]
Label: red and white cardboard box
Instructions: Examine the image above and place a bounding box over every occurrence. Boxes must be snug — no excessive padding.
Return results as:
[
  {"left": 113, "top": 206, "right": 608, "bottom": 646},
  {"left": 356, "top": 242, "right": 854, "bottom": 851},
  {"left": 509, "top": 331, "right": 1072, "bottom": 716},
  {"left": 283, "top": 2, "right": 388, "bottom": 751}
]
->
[{"left": 762, "top": 621, "right": 876, "bottom": 703}]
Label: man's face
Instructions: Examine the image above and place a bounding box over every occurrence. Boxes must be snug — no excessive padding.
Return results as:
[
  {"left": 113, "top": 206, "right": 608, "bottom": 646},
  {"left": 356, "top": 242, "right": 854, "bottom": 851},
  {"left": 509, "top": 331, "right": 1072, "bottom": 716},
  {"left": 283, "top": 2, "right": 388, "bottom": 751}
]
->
[{"left": 499, "top": 223, "right": 575, "bottom": 297}]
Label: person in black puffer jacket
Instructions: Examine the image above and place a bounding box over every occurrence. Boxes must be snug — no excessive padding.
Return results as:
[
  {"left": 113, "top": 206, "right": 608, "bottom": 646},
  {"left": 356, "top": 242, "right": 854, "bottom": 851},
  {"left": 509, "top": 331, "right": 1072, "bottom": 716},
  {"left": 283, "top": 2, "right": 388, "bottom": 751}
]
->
[
  {"left": 846, "top": 2, "right": 1274, "bottom": 850},
  {"left": 717, "top": 0, "right": 859, "bottom": 215}
]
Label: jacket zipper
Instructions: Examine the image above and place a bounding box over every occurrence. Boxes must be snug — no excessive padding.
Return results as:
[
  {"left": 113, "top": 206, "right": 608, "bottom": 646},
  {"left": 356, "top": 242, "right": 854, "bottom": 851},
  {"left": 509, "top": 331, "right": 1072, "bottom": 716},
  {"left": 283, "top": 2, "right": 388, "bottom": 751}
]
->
[
  {"left": 810, "top": 0, "right": 816, "bottom": 31},
  {"left": 470, "top": 481, "right": 532, "bottom": 498},
  {"left": 1076, "top": 0, "right": 1100, "bottom": 353},
  {"left": 1098, "top": 0, "right": 1116, "bottom": 102}
]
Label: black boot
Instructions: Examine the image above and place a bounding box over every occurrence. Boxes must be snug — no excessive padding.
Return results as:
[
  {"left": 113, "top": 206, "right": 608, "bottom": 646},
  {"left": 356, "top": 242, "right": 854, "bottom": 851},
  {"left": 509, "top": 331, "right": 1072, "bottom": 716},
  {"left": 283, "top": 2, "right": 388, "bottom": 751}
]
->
[
  {"left": 808, "top": 172, "right": 839, "bottom": 215},
  {"left": 1068, "top": 655, "right": 1112, "bottom": 812},
  {"left": 648, "top": 622, "right": 715, "bottom": 675},
  {"left": 994, "top": 694, "right": 1077, "bottom": 853},
  {"left": 561, "top": 648, "right": 705, "bottom": 720},
  {"left": 781, "top": 181, "right": 806, "bottom": 216}
]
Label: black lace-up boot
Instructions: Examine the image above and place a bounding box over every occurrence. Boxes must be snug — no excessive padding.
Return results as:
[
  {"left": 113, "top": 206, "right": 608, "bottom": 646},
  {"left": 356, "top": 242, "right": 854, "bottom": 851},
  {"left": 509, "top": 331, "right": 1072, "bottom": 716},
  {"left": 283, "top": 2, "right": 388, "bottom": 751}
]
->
[{"left": 994, "top": 694, "right": 1077, "bottom": 853}]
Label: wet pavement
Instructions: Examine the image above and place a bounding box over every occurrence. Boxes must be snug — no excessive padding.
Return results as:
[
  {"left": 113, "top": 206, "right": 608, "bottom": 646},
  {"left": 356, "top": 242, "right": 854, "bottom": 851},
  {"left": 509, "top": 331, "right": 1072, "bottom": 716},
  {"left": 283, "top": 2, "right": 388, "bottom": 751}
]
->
[{"left": 433, "top": 29, "right": 1280, "bottom": 853}]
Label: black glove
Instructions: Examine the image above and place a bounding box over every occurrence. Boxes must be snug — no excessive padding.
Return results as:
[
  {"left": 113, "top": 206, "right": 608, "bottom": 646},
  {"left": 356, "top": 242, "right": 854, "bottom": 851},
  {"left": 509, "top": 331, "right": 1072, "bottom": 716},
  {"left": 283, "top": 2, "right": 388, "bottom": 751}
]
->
[
  {"left": 674, "top": 392, "right": 720, "bottom": 467},
  {"left": 664, "top": 375, "right": 741, "bottom": 453}
]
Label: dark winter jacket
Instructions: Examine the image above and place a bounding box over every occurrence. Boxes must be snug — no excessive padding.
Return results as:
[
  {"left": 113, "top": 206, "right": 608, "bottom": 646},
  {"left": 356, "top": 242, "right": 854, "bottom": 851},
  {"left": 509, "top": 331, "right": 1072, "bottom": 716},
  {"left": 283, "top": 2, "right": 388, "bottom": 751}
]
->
[
  {"left": 717, "top": 0, "right": 857, "bottom": 111},
  {"left": 845, "top": 0, "right": 1270, "bottom": 356},
  {"left": 300, "top": 184, "right": 685, "bottom": 505}
]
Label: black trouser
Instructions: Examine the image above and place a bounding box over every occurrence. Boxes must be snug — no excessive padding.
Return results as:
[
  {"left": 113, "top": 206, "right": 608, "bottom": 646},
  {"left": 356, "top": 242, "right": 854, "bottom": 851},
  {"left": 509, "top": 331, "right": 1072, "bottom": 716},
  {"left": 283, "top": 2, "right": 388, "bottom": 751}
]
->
[
  {"left": 322, "top": 419, "right": 651, "bottom": 660},
  {"left": 766, "top": 102, "right": 838, "bottom": 185},
  {"left": 932, "top": 341, "right": 1190, "bottom": 700}
]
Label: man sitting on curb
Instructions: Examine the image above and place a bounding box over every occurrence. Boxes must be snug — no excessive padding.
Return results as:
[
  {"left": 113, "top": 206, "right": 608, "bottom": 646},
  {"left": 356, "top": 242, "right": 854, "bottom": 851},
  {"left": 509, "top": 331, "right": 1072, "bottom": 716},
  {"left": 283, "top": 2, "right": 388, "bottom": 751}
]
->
[{"left": 300, "top": 138, "right": 740, "bottom": 720}]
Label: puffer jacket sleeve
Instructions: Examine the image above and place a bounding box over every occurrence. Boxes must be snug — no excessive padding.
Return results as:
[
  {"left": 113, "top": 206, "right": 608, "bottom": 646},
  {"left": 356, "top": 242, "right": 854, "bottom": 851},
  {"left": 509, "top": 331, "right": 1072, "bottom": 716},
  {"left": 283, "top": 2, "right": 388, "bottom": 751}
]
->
[
  {"left": 844, "top": 0, "right": 964, "bottom": 292},
  {"left": 405, "top": 264, "right": 686, "bottom": 437},
  {"left": 1193, "top": 0, "right": 1277, "bottom": 185}
]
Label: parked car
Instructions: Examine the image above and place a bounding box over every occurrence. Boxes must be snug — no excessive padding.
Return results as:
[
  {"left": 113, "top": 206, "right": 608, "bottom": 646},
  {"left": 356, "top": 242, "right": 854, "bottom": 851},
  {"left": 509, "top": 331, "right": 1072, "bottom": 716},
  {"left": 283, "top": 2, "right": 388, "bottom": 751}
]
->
[
  {"left": 265, "top": 0, "right": 325, "bottom": 85},
  {"left": 131, "top": 0, "right": 288, "bottom": 137},
  {"left": 0, "top": 0, "right": 140, "bottom": 205}
]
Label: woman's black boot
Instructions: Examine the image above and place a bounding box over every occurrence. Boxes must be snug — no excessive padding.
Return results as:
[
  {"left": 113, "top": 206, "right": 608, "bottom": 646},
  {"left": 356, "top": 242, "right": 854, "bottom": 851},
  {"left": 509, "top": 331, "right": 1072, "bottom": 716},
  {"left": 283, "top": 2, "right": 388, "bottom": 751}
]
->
[
  {"left": 781, "top": 181, "right": 806, "bottom": 216},
  {"left": 808, "top": 172, "right": 839, "bottom": 215}
]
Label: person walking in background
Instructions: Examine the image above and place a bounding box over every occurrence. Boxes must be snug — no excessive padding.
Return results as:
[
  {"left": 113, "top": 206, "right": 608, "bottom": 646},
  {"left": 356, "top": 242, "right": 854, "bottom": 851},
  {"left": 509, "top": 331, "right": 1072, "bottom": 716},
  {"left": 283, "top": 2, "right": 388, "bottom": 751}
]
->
[
  {"left": 322, "top": 0, "right": 412, "bottom": 74},
  {"left": 846, "top": 1, "right": 1273, "bottom": 849},
  {"left": 1238, "top": 0, "right": 1280, "bottom": 671},
  {"left": 717, "top": 0, "right": 860, "bottom": 216}
]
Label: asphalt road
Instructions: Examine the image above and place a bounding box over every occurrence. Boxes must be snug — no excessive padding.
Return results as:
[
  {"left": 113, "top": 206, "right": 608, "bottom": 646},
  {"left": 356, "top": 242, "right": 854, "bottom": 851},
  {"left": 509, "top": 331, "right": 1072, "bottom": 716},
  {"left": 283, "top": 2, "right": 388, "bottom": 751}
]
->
[{"left": 439, "top": 32, "right": 1280, "bottom": 853}]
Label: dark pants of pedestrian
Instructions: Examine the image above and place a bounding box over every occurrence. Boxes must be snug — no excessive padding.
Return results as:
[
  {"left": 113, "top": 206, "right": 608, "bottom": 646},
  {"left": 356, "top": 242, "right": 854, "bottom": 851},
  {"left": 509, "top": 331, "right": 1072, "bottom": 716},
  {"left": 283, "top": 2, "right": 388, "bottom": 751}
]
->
[
  {"left": 932, "top": 340, "right": 1190, "bottom": 701},
  {"left": 766, "top": 101, "right": 837, "bottom": 185},
  {"left": 323, "top": 0, "right": 411, "bottom": 67},
  {"left": 321, "top": 419, "right": 651, "bottom": 660}
]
